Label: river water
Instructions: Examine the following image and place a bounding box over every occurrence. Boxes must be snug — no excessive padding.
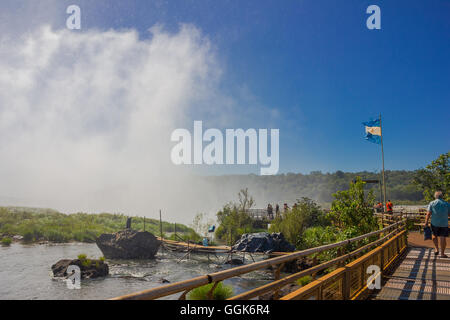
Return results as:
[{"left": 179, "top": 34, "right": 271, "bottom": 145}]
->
[{"left": 0, "top": 243, "right": 273, "bottom": 300}]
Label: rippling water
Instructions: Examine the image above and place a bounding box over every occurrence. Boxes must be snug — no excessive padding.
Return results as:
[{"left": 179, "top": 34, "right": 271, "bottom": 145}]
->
[{"left": 0, "top": 243, "right": 273, "bottom": 300}]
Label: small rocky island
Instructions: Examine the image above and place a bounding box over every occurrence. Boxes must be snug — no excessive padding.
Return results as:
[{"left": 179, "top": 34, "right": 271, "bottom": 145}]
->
[
  {"left": 96, "top": 229, "right": 161, "bottom": 259},
  {"left": 232, "top": 232, "right": 295, "bottom": 253},
  {"left": 52, "top": 257, "right": 109, "bottom": 279}
]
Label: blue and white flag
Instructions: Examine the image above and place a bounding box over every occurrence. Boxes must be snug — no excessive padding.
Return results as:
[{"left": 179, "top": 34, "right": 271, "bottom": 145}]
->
[{"left": 362, "top": 119, "right": 381, "bottom": 144}]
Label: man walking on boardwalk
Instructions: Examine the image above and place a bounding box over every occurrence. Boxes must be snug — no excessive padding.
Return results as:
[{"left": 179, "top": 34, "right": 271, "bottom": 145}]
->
[{"left": 424, "top": 191, "right": 450, "bottom": 258}]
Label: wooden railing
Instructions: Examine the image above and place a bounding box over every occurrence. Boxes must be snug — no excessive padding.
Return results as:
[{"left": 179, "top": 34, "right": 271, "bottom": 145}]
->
[
  {"left": 112, "top": 219, "right": 406, "bottom": 300},
  {"left": 280, "top": 228, "right": 407, "bottom": 300},
  {"left": 377, "top": 210, "right": 450, "bottom": 232}
]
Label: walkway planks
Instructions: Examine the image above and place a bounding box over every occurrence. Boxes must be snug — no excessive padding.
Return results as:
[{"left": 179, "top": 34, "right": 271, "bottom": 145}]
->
[{"left": 375, "top": 247, "right": 450, "bottom": 300}]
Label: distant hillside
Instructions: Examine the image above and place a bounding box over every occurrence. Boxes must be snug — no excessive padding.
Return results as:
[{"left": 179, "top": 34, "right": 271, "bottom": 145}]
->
[{"left": 202, "top": 170, "right": 424, "bottom": 207}]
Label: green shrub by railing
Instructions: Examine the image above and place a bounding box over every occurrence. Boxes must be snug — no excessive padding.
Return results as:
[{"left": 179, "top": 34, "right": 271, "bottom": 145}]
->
[
  {"left": 296, "top": 275, "right": 313, "bottom": 287},
  {"left": 187, "top": 282, "right": 234, "bottom": 300}
]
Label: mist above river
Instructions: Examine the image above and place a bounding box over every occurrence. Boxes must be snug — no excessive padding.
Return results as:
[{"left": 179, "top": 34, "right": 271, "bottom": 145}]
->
[{"left": 0, "top": 24, "right": 281, "bottom": 225}]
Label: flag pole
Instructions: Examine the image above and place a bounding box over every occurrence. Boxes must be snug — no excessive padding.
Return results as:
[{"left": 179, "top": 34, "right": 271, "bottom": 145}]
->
[{"left": 379, "top": 114, "right": 387, "bottom": 214}]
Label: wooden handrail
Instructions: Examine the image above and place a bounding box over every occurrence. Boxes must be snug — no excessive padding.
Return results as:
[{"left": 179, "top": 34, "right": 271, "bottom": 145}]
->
[
  {"left": 112, "top": 219, "right": 406, "bottom": 300},
  {"left": 229, "top": 226, "right": 402, "bottom": 300},
  {"left": 280, "top": 229, "right": 408, "bottom": 300}
]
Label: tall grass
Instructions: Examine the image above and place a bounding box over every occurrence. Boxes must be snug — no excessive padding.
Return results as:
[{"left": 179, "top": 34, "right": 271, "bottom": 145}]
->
[{"left": 187, "top": 282, "right": 234, "bottom": 300}]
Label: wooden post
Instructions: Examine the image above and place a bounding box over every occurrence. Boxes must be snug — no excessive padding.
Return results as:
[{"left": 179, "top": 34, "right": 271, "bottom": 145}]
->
[
  {"left": 380, "top": 114, "right": 387, "bottom": 224},
  {"left": 159, "top": 210, "right": 163, "bottom": 256},
  {"left": 159, "top": 210, "right": 163, "bottom": 239},
  {"left": 343, "top": 267, "right": 350, "bottom": 300},
  {"left": 187, "top": 240, "right": 190, "bottom": 260},
  {"left": 143, "top": 216, "right": 146, "bottom": 232}
]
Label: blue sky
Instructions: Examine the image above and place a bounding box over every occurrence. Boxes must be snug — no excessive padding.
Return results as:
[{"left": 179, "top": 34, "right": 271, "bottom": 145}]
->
[{"left": 7, "top": 0, "right": 450, "bottom": 174}]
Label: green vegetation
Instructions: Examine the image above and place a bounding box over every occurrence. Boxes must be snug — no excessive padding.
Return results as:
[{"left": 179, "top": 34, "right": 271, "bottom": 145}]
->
[
  {"left": 269, "top": 197, "right": 328, "bottom": 248},
  {"left": 77, "top": 253, "right": 87, "bottom": 260},
  {"left": 296, "top": 275, "right": 313, "bottom": 287},
  {"left": 167, "top": 230, "right": 203, "bottom": 243},
  {"left": 215, "top": 178, "right": 382, "bottom": 258},
  {"left": 300, "top": 226, "right": 337, "bottom": 249},
  {"left": 81, "top": 259, "right": 92, "bottom": 267},
  {"left": 77, "top": 253, "right": 104, "bottom": 269},
  {"left": 239, "top": 177, "right": 380, "bottom": 264},
  {"left": 328, "top": 177, "right": 378, "bottom": 234},
  {"left": 215, "top": 188, "right": 267, "bottom": 245},
  {"left": 413, "top": 152, "right": 449, "bottom": 202},
  {"left": 187, "top": 282, "right": 234, "bottom": 300},
  {"left": 77, "top": 253, "right": 91, "bottom": 267},
  {"left": 204, "top": 169, "right": 425, "bottom": 205},
  {"left": 213, "top": 154, "right": 449, "bottom": 265},
  {"left": 1, "top": 237, "right": 12, "bottom": 246},
  {"left": 0, "top": 207, "right": 196, "bottom": 244}
]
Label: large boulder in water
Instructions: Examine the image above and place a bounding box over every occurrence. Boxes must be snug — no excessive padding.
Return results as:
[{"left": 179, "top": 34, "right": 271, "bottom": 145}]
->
[
  {"left": 232, "top": 232, "right": 295, "bottom": 253},
  {"left": 96, "top": 229, "right": 161, "bottom": 259},
  {"left": 51, "top": 258, "right": 109, "bottom": 279}
]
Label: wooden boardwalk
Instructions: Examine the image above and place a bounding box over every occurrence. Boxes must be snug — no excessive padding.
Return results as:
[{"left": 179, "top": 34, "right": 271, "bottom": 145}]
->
[{"left": 374, "top": 246, "right": 450, "bottom": 300}]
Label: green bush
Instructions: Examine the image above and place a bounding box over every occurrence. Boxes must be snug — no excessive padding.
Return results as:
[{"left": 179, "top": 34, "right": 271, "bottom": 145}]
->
[
  {"left": 296, "top": 275, "right": 313, "bottom": 287},
  {"left": 187, "top": 282, "right": 234, "bottom": 300},
  {"left": 22, "top": 231, "right": 34, "bottom": 242},
  {"left": 328, "top": 177, "right": 378, "bottom": 235},
  {"left": 269, "top": 198, "right": 328, "bottom": 248},
  {"left": 82, "top": 259, "right": 92, "bottom": 267},
  {"left": 413, "top": 152, "right": 449, "bottom": 202},
  {"left": 45, "top": 230, "right": 69, "bottom": 243},
  {"left": 300, "top": 226, "right": 338, "bottom": 249},
  {"left": 1, "top": 237, "right": 12, "bottom": 246},
  {"left": 77, "top": 253, "right": 87, "bottom": 260}
]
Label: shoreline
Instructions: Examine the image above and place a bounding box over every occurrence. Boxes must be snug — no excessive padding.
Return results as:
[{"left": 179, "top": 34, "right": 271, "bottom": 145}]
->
[{"left": 1, "top": 237, "right": 96, "bottom": 246}]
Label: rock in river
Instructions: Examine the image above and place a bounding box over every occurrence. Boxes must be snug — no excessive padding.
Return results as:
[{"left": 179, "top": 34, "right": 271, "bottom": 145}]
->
[
  {"left": 96, "top": 229, "right": 161, "bottom": 259},
  {"left": 52, "top": 259, "right": 109, "bottom": 279},
  {"left": 232, "top": 232, "right": 295, "bottom": 253}
]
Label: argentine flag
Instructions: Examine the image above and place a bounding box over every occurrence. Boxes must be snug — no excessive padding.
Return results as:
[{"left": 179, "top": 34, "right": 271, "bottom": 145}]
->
[{"left": 363, "top": 119, "right": 381, "bottom": 144}]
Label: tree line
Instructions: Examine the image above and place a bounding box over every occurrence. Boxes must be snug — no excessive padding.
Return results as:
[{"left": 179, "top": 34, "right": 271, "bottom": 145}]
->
[
  {"left": 211, "top": 152, "right": 449, "bottom": 255},
  {"left": 203, "top": 167, "right": 434, "bottom": 206}
]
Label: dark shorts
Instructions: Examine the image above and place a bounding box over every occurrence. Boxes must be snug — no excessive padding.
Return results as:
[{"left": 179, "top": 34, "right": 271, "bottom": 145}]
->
[{"left": 431, "top": 224, "right": 449, "bottom": 237}]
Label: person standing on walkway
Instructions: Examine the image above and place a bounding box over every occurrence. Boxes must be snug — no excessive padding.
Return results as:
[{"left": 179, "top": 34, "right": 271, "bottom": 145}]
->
[
  {"left": 267, "top": 203, "right": 273, "bottom": 220},
  {"left": 386, "top": 200, "right": 394, "bottom": 214},
  {"left": 424, "top": 191, "right": 450, "bottom": 258}
]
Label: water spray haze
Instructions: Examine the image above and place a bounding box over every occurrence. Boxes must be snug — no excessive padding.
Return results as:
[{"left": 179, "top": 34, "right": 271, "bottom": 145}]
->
[{"left": 0, "top": 25, "right": 226, "bottom": 222}]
